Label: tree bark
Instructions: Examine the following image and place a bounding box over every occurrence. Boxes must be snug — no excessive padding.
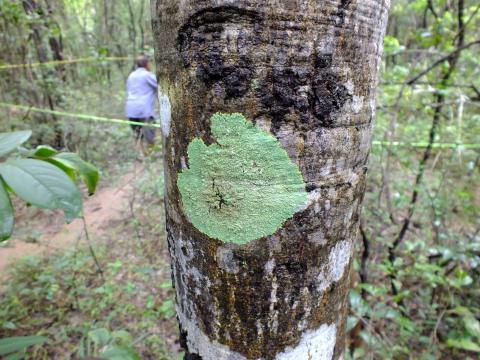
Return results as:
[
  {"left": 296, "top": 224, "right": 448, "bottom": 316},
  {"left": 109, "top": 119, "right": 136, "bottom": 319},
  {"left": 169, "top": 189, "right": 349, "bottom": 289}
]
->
[
  {"left": 151, "top": 1, "right": 389, "bottom": 359},
  {"left": 22, "top": 0, "right": 64, "bottom": 148}
]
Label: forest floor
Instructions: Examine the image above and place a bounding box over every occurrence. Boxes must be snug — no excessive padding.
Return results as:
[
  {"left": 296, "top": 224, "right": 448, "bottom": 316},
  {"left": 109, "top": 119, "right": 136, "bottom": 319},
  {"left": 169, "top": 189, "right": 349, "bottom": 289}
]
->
[
  {"left": 0, "top": 170, "right": 137, "bottom": 281},
  {"left": 0, "top": 152, "right": 181, "bottom": 359}
]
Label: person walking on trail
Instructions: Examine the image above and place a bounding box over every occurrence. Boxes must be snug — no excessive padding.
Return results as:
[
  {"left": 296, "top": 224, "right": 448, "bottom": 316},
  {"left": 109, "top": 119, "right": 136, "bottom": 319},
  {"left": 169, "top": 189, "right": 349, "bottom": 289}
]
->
[{"left": 125, "top": 55, "right": 158, "bottom": 152}]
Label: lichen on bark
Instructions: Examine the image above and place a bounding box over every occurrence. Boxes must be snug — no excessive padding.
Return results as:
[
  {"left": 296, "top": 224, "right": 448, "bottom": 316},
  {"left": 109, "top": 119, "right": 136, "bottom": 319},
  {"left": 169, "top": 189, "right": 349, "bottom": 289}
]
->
[{"left": 177, "top": 113, "right": 307, "bottom": 245}]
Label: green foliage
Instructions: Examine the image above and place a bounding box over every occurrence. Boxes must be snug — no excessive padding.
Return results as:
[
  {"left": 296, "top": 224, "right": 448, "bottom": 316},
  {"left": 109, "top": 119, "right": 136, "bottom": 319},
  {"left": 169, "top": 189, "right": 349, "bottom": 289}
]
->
[
  {"left": 77, "top": 328, "right": 141, "bottom": 360},
  {"left": 0, "top": 227, "right": 176, "bottom": 358},
  {"left": 0, "top": 131, "right": 99, "bottom": 241},
  {"left": 0, "top": 0, "right": 479, "bottom": 359},
  {"left": 349, "top": 240, "right": 480, "bottom": 358},
  {"left": 39, "top": 150, "right": 100, "bottom": 195},
  {"left": 0, "top": 131, "right": 32, "bottom": 158},
  {"left": 0, "top": 177, "right": 14, "bottom": 241},
  {"left": 383, "top": 35, "right": 404, "bottom": 55},
  {"left": 178, "top": 113, "right": 307, "bottom": 244},
  {"left": 349, "top": 1, "right": 480, "bottom": 358},
  {"left": 0, "top": 336, "right": 48, "bottom": 358},
  {"left": 0, "top": 155, "right": 176, "bottom": 358},
  {"left": 0, "top": 159, "right": 83, "bottom": 222}
]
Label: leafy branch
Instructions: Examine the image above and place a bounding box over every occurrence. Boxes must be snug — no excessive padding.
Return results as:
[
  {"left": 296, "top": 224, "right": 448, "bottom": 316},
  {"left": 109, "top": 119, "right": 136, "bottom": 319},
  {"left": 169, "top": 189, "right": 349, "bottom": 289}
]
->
[{"left": 0, "top": 130, "right": 99, "bottom": 241}]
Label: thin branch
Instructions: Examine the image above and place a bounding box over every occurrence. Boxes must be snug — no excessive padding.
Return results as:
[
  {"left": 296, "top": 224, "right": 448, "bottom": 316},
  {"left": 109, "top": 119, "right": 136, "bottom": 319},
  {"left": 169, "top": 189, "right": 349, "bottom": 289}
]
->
[
  {"left": 427, "top": 0, "right": 438, "bottom": 18},
  {"left": 429, "top": 309, "right": 447, "bottom": 348},
  {"left": 471, "top": 84, "right": 480, "bottom": 101},
  {"left": 82, "top": 216, "right": 104, "bottom": 281},
  {"left": 382, "top": 81, "right": 478, "bottom": 89},
  {"left": 452, "top": 3, "right": 480, "bottom": 43},
  {"left": 406, "top": 40, "right": 480, "bottom": 85}
]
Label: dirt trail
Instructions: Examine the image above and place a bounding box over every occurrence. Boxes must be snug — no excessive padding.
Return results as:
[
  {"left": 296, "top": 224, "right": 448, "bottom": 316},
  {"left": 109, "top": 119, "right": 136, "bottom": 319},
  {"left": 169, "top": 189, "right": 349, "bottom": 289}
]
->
[{"left": 0, "top": 170, "right": 138, "bottom": 281}]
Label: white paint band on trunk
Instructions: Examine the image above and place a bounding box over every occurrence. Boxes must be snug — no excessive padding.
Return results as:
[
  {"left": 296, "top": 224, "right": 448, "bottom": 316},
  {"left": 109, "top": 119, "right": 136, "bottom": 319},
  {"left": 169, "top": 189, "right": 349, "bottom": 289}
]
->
[
  {"left": 177, "top": 312, "right": 337, "bottom": 360},
  {"left": 275, "top": 323, "right": 337, "bottom": 360},
  {"left": 158, "top": 89, "right": 171, "bottom": 137},
  {"left": 317, "top": 240, "right": 352, "bottom": 292}
]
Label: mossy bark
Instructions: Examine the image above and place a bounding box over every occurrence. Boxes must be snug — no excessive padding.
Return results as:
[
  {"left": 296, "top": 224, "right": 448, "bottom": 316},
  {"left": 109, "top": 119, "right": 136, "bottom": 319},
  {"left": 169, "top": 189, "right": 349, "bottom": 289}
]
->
[{"left": 151, "top": 1, "right": 389, "bottom": 359}]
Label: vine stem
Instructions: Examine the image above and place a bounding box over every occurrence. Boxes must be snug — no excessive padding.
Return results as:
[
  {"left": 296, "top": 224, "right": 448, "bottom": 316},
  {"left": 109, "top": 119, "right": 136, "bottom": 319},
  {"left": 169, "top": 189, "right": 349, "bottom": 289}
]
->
[{"left": 81, "top": 215, "right": 104, "bottom": 281}]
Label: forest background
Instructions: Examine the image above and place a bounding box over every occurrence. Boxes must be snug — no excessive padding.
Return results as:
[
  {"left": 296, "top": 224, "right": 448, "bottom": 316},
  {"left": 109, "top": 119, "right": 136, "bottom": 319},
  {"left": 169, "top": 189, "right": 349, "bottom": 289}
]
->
[{"left": 0, "top": 0, "right": 479, "bottom": 359}]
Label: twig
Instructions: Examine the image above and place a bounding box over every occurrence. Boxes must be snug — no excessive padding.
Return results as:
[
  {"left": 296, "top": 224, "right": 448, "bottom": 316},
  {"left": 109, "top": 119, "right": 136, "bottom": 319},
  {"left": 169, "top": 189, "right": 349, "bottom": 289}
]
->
[
  {"left": 470, "top": 84, "right": 480, "bottom": 101},
  {"left": 452, "top": 3, "right": 480, "bottom": 43},
  {"left": 427, "top": 0, "right": 438, "bottom": 18},
  {"left": 406, "top": 39, "right": 480, "bottom": 85},
  {"left": 429, "top": 309, "right": 447, "bottom": 348},
  {"left": 20, "top": 105, "right": 32, "bottom": 122},
  {"left": 82, "top": 216, "right": 104, "bottom": 281}
]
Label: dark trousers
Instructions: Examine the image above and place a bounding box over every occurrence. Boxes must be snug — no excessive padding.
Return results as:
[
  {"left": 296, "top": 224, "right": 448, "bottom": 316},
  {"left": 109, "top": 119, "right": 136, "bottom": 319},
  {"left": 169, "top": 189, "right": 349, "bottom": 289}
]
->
[{"left": 129, "top": 117, "right": 155, "bottom": 145}]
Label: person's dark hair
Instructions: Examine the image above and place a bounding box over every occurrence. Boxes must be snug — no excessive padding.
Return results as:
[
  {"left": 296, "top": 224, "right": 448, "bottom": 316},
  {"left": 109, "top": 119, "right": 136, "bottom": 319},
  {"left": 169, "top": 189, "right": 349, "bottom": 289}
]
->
[{"left": 136, "top": 55, "right": 149, "bottom": 68}]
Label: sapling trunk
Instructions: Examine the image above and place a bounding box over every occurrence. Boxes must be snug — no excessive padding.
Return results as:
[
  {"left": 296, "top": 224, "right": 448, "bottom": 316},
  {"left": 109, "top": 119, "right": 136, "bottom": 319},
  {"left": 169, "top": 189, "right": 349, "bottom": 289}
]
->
[{"left": 151, "top": 1, "right": 390, "bottom": 358}]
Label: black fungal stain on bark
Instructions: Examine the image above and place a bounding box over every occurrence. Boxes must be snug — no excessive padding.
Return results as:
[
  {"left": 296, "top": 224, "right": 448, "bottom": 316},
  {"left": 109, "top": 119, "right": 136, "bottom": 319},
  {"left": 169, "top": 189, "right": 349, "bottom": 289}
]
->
[
  {"left": 340, "top": 0, "right": 353, "bottom": 9},
  {"left": 258, "top": 50, "right": 352, "bottom": 132},
  {"left": 178, "top": 6, "right": 262, "bottom": 99},
  {"left": 336, "top": 0, "right": 353, "bottom": 25},
  {"left": 311, "top": 68, "right": 352, "bottom": 126},
  {"left": 178, "top": 6, "right": 354, "bottom": 130}
]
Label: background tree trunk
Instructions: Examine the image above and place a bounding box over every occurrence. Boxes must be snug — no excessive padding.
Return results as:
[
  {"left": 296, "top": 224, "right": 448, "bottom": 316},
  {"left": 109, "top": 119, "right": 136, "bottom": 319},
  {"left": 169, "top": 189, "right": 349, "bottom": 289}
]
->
[
  {"left": 22, "top": 0, "right": 65, "bottom": 148},
  {"left": 151, "top": 1, "right": 389, "bottom": 359}
]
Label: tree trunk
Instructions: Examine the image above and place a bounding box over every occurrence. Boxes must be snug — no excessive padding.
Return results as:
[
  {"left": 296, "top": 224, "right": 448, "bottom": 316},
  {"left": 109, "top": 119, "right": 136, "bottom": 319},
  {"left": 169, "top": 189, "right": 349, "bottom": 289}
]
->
[
  {"left": 22, "top": 0, "right": 65, "bottom": 148},
  {"left": 151, "top": 1, "right": 389, "bottom": 359}
]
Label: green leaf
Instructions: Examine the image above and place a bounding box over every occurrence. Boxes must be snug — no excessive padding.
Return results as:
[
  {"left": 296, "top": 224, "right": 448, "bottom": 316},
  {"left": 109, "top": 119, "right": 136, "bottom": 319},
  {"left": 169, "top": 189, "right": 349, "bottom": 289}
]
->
[
  {"left": 0, "top": 178, "right": 14, "bottom": 241},
  {"left": 0, "top": 159, "right": 82, "bottom": 223},
  {"left": 346, "top": 316, "right": 359, "bottom": 332},
  {"left": 88, "top": 328, "right": 110, "bottom": 348},
  {"left": 177, "top": 113, "right": 307, "bottom": 244},
  {"left": 0, "top": 131, "right": 32, "bottom": 158},
  {"left": 76, "top": 336, "right": 88, "bottom": 358},
  {"left": 464, "top": 314, "right": 480, "bottom": 340},
  {"left": 0, "top": 336, "right": 48, "bottom": 355},
  {"left": 51, "top": 153, "right": 99, "bottom": 195},
  {"left": 32, "top": 145, "right": 57, "bottom": 158},
  {"left": 45, "top": 158, "right": 78, "bottom": 183},
  {"left": 158, "top": 299, "right": 176, "bottom": 319},
  {"left": 159, "top": 281, "right": 172, "bottom": 289},
  {"left": 4, "top": 351, "right": 25, "bottom": 360},
  {"left": 446, "top": 338, "right": 480, "bottom": 352},
  {"left": 100, "top": 346, "right": 141, "bottom": 360},
  {"left": 349, "top": 290, "right": 370, "bottom": 317},
  {"left": 110, "top": 330, "right": 133, "bottom": 344}
]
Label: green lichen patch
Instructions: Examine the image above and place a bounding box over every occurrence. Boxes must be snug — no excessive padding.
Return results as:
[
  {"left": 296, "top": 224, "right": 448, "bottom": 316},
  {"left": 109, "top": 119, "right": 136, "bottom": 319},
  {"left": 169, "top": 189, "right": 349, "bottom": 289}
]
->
[{"left": 177, "top": 113, "right": 307, "bottom": 245}]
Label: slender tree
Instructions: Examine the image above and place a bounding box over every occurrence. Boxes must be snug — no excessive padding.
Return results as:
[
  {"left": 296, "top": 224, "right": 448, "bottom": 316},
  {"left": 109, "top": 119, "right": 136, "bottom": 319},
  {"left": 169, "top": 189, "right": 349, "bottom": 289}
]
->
[
  {"left": 151, "top": 1, "right": 389, "bottom": 359},
  {"left": 22, "top": 0, "right": 65, "bottom": 148}
]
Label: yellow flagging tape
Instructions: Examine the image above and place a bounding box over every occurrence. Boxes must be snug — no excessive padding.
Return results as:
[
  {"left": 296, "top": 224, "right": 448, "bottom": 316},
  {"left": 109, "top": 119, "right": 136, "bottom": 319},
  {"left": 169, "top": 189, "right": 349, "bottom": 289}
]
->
[
  {"left": 0, "top": 102, "right": 479, "bottom": 149},
  {"left": 0, "top": 57, "right": 131, "bottom": 70},
  {"left": 0, "top": 102, "right": 161, "bottom": 129},
  {"left": 371, "top": 140, "right": 480, "bottom": 149}
]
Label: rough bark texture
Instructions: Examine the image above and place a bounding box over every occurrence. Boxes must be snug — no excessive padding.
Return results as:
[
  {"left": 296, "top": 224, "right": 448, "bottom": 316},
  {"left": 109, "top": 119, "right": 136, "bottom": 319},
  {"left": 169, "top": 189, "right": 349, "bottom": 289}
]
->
[{"left": 151, "top": 1, "right": 389, "bottom": 359}]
